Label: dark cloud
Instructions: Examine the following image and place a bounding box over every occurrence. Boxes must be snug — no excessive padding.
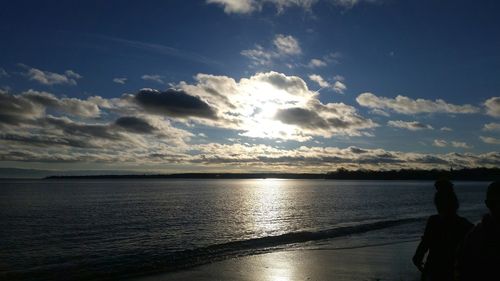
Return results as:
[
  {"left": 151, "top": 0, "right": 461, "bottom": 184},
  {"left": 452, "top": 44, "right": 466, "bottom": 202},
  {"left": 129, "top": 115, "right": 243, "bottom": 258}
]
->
[
  {"left": 0, "top": 133, "right": 91, "bottom": 148},
  {"left": 275, "top": 106, "right": 375, "bottom": 132},
  {"left": 115, "top": 116, "right": 156, "bottom": 134},
  {"left": 0, "top": 92, "right": 43, "bottom": 125},
  {"left": 275, "top": 107, "right": 329, "bottom": 129},
  {"left": 42, "top": 116, "right": 119, "bottom": 140},
  {"left": 134, "top": 89, "right": 218, "bottom": 119}
]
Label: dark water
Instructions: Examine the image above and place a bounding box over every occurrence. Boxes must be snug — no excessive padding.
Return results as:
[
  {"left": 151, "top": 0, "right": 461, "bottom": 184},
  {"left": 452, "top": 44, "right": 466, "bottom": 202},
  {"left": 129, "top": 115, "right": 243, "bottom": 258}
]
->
[{"left": 0, "top": 179, "right": 489, "bottom": 280}]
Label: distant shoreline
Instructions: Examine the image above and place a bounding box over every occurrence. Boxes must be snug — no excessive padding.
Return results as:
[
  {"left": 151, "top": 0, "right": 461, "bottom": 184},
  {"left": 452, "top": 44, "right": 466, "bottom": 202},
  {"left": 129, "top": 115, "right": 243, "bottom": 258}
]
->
[{"left": 42, "top": 167, "right": 500, "bottom": 181}]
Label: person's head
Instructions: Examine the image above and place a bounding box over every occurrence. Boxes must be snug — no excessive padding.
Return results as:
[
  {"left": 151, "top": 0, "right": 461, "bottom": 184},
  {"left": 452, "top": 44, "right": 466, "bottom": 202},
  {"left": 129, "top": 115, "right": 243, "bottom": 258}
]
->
[
  {"left": 434, "top": 179, "right": 454, "bottom": 193},
  {"left": 434, "top": 189, "right": 459, "bottom": 217},
  {"left": 485, "top": 181, "right": 500, "bottom": 220}
]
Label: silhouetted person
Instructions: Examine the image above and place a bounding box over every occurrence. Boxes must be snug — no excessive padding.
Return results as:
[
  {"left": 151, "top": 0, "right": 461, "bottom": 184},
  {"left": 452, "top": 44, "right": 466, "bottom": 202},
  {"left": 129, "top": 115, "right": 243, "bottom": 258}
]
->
[
  {"left": 456, "top": 181, "right": 500, "bottom": 281},
  {"left": 413, "top": 180, "right": 473, "bottom": 281}
]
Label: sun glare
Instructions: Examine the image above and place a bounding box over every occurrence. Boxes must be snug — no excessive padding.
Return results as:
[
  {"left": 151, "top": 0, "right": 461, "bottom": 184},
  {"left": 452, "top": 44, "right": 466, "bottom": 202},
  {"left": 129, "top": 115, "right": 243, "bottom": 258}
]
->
[{"left": 236, "top": 81, "right": 309, "bottom": 141}]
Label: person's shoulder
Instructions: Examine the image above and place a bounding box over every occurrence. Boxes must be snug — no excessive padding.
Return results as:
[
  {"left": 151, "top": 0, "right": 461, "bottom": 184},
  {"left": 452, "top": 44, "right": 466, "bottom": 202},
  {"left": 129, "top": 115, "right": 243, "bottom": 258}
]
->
[
  {"left": 429, "top": 214, "right": 440, "bottom": 220},
  {"left": 457, "top": 215, "right": 474, "bottom": 228},
  {"left": 426, "top": 214, "right": 440, "bottom": 226},
  {"left": 428, "top": 214, "right": 440, "bottom": 222},
  {"left": 464, "top": 220, "right": 485, "bottom": 242}
]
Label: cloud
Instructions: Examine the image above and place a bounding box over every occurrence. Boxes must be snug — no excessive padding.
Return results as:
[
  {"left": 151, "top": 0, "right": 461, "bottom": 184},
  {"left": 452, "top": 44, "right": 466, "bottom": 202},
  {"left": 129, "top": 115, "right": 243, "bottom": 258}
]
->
[
  {"left": 333, "top": 81, "right": 347, "bottom": 94},
  {"left": 433, "top": 139, "right": 447, "bottom": 147},
  {"left": 0, "top": 91, "right": 45, "bottom": 126},
  {"left": 440, "top": 127, "right": 453, "bottom": 132},
  {"left": 434, "top": 139, "right": 472, "bottom": 149},
  {"left": 179, "top": 71, "right": 376, "bottom": 141},
  {"left": 308, "top": 74, "right": 347, "bottom": 94},
  {"left": 241, "top": 45, "right": 274, "bottom": 66},
  {"left": 241, "top": 34, "right": 301, "bottom": 66},
  {"left": 206, "top": 0, "right": 258, "bottom": 14},
  {"left": 0, "top": 68, "right": 8, "bottom": 77},
  {"left": 480, "top": 136, "right": 500, "bottom": 145},
  {"left": 113, "top": 77, "right": 127, "bottom": 84},
  {"left": 273, "top": 34, "right": 301, "bottom": 55},
  {"left": 309, "top": 74, "right": 329, "bottom": 88},
  {"left": 207, "top": 0, "right": 373, "bottom": 14},
  {"left": 0, "top": 90, "right": 100, "bottom": 128},
  {"left": 133, "top": 88, "right": 218, "bottom": 120},
  {"left": 114, "top": 116, "right": 156, "bottom": 134},
  {"left": 94, "top": 34, "right": 220, "bottom": 66},
  {"left": 141, "top": 74, "right": 165, "bottom": 84},
  {"left": 484, "top": 97, "right": 500, "bottom": 117},
  {"left": 370, "top": 109, "right": 390, "bottom": 117},
  {"left": 483, "top": 122, "right": 500, "bottom": 131},
  {"left": 19, "top": 64, "right": 82, "bottom": 86},
  {"left": 357, "top": 93, "right": 480, "bottom": 115},
  {"left": 2, "top": 71, "right": 496, "bottom": 171},
  {"left": 387, "top": 120, "right": 433, "bottom": 131},
  {"left": 22, "top": 90, "right": 100, "bottom": 118},
  {"left": 307, "top": 59, "right": 327, "bottom": 68},
  {"left": 451, "top": 141, "right": 473, "bottom": 149},
  {"left": 274, "top": 104, "right": 376, "bottom": 137}
]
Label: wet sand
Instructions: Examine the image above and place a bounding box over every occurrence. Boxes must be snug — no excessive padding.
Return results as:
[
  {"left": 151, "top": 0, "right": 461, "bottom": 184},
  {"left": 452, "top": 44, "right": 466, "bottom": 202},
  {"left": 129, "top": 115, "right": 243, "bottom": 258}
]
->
[{"left": 135, "top": 241, "right": 421, "bottom": 281}]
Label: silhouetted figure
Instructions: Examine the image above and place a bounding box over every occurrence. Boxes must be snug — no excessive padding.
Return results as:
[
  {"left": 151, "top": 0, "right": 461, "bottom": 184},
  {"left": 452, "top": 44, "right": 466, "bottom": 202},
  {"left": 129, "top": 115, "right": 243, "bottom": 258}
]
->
[
  {"left": 456, "top": 181, "right": 500, "bottom": 281},
  {"left": 413, "top": 180, "right": 473, "bottom": 281}
]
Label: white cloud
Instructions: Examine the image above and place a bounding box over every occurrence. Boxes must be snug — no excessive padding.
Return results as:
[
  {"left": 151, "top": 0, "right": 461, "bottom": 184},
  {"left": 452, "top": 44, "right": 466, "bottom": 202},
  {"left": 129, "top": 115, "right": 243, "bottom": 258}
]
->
[
  {"left": 440, "top": 127, "right": 453, "bottom": 132},
  {"left": 484, "top": 97, "right": 500, "bottom": 117},
  {"left": 141, "top": 74, "right": 165, "bottom": 84},
  {"left": 242, "top": 34, "right": 301, "bottom": 66},
  {"left": 483, "top": 122, "right": 500, "bottom": 131},
  {"left": 370, "top": 109, "right": 390, "bottom": 117},
  {"left": 206, "top": 0, "right": 257, "bottom": 14},
  {"left": 309, "top": 74, "right": 330, "bottom": 88},
  {"left": 387, "top": 120, "right": 433, "bottom": 131},
  {"left": 307, "top": 59, "right": 327, "bottom": 68},
  {"left": 241, "top": 45, "right": 274, "bottom": 66},
  {"left": 207, "top": 0, "right": 373, "bottom": 14},
  {"left": 451, "top": 141, "right": 473, "bottom": 149},
  {"left": 432, "top": 139, "right": 472, "bottom": 149},
  {"left": 178, "top": 71, "right": 377, "bottom": 141},
  {"left": 480, "top": 136, "right": 500, "bottom": 145},
  {"left": 20, "top": 64, "right": 83, "bottom": 86},
  {"left": 433, "top": 139, "right": 447, "bottom": 147},
  {"left": 333, "top": 80, "right": 347, "bottom": 94},
  {"left": 113, "top": 77, "right": 127, "bottom": 84},
  {"left": 273, "top": 34, "right": 301, "bottom": 55},
  {"left": 308, "top": 74, "right": 346, "bottom": 94},
  {"left": 357, "top": 93, "right": 480, "bottom": 115}
]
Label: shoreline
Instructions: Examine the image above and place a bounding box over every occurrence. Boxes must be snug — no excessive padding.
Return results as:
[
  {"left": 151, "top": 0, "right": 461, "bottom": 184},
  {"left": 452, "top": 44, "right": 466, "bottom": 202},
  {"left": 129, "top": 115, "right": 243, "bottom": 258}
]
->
[{"left": 133, "top": 240, "right": 421, "bottom": 281}]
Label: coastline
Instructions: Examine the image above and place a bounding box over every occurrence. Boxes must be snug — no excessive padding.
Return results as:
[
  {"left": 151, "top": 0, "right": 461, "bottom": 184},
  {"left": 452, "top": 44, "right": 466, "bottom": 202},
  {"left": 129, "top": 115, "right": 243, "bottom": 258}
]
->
[{"left": 134, "top": 241, "right": 421, "bottom": 281}]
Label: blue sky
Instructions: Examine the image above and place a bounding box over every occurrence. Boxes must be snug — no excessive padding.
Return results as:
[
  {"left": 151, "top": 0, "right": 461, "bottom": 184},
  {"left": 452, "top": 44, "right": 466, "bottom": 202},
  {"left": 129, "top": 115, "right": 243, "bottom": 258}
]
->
[{"left": 0, "top": 0, "right": 499, "bottom": 173}]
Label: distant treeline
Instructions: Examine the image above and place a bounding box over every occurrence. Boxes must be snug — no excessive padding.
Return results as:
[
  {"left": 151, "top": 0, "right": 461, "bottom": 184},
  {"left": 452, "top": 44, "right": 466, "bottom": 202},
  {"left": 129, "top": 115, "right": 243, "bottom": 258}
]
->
[
  {"left": 44, "top": 168, "right": 500, "bottom": 181},
  {"left": 325, "top": 167, "right": 500, "bottom": 181}
]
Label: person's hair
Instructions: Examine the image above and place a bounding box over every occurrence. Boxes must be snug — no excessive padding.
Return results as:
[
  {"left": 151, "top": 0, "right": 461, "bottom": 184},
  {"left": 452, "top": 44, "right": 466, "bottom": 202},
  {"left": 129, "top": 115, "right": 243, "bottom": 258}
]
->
[
  {"left": 434, "top": 188, "right": 459, "bottom": 213},
  {"left": 434, "top": 179, "right": 454, "bottom": 193}
]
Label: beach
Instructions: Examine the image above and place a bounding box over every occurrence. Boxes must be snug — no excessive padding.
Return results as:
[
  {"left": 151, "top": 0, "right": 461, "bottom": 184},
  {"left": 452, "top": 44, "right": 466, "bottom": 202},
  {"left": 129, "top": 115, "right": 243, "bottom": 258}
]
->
[{"left": 136, "top": 241, "right": 421, "bottom": 281}]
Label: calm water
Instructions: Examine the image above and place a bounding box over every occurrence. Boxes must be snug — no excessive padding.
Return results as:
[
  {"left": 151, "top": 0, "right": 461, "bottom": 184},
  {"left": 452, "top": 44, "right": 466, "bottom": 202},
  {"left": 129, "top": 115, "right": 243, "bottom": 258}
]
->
[{"left": 0, "top": 179, "right": 489, "bottom": 280}]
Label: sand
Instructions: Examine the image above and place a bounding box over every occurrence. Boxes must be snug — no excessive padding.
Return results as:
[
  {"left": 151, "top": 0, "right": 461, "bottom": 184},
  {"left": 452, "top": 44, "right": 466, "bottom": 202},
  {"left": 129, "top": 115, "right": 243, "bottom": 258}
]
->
[{"left": 134, "top": 241, "right": 421, "bottom": 281}]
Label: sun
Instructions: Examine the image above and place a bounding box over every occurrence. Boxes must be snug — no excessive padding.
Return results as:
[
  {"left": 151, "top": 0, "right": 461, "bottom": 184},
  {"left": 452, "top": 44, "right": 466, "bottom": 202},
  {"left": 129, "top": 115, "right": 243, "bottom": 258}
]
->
[{"left": 235, "top": 81, "right": 310, "bottom": 141}]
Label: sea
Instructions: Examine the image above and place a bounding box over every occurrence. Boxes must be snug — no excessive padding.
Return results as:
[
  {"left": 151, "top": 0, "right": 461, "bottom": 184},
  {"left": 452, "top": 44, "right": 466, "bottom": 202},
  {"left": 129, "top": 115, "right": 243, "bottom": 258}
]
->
[{"left": 0, "top": 179, "right": 490, "bottom": 280}]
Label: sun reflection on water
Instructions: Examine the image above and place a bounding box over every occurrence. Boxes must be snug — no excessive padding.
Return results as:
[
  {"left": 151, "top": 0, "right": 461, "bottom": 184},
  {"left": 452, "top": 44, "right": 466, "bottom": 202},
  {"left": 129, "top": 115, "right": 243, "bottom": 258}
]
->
[{"left": 248, "top": 179, "right": 289, "bottom": 235}]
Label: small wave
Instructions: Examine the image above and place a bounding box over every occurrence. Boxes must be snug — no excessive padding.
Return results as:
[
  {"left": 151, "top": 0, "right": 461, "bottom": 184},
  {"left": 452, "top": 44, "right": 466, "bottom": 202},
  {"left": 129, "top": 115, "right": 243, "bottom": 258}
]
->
[{"left": 124, "top": 217, "right": 425, "bottom": 279}]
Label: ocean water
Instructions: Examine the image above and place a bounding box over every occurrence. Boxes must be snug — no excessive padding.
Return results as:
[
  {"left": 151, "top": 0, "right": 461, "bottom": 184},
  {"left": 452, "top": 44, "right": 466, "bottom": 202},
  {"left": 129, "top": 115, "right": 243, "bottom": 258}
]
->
[{"left": 0, "top": 179, "right": 489, "bottom": 280}]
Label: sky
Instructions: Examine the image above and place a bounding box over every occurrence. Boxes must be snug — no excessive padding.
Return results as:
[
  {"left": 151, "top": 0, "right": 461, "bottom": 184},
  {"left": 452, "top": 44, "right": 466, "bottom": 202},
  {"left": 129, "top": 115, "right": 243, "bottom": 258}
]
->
[{"left": 0, "top": 0, "right": 499, "bottom": 174}]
